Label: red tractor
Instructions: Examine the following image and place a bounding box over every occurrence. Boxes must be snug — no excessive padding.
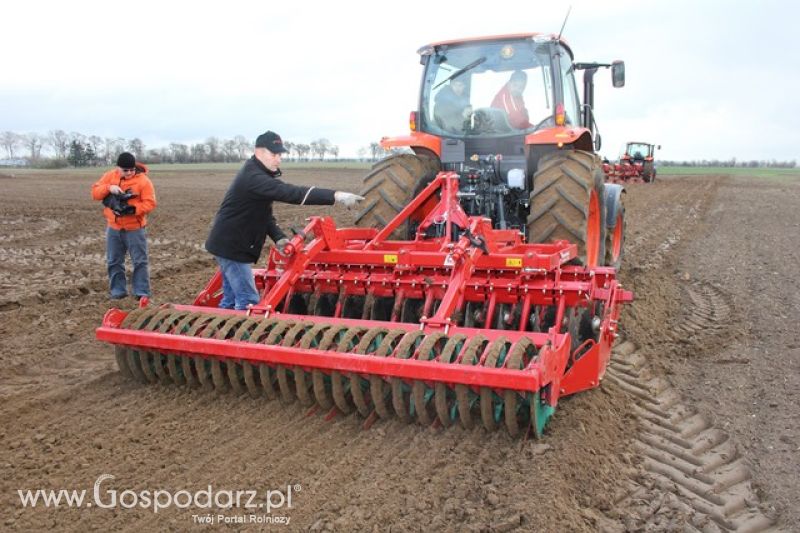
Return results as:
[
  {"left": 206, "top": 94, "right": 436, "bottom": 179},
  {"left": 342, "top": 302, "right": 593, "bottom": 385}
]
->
[
  {"left": 361, "top": 33, "right": 628, "bottom": 269},
  {"left": 96, "top": 33, "right": 632, "bottom": 438},
  {"left": 604, "top": 142, "right": 660, "bottom": 183}
]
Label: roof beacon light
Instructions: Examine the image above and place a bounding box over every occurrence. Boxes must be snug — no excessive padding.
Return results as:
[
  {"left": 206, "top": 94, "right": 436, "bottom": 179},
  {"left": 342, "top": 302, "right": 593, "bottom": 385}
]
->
[{"left": 555, "top": 103, "right": 566, "bottom": 126}]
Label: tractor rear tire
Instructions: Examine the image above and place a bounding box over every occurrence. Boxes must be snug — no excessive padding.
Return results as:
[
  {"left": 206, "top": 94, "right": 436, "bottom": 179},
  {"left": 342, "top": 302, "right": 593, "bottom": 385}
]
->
[
  {"left": 527, "top": 150, "right": 606, "bottom": 267},
  {"left": 354, "top": 153, "right": 440, "bottom": 240}
]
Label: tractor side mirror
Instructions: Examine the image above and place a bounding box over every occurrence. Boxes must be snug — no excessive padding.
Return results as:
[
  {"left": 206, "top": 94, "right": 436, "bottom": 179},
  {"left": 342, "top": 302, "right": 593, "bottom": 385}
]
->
[
  {"left": 611, "top": 61, "right": 625, "bottom": 88},
  {"left": 657, "top": 145, "right": 662, "bottom": 150},
  {"left": 594, "top": 133, "right": 602, "bottom": 152}
]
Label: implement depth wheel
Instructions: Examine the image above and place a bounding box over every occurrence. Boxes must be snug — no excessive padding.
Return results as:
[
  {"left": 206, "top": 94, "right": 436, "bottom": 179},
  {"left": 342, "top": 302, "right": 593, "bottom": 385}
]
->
[
  {"left": 528, "top": 150, "right": 606, "bottom": 267},
  {"left": 354, "top": 153, "right": 440, "bottom": 240}
]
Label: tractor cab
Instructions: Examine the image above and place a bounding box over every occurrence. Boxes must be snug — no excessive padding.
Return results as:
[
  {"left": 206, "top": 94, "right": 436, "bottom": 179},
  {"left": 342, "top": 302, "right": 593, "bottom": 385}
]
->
[
  {"left": 417, "top": 35, "right": 581, "bottom": 180},
  {"left": 622, "top": 142, "right": 657, "bottom": 162},
  {"left": 420, "top": 39, "right": 573, "bottom": 137}
]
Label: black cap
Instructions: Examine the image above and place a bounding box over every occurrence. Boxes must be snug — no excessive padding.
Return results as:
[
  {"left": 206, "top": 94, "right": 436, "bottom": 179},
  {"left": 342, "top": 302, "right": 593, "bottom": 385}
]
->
[
  {"left": 117, "top": 152, "right": 136, "bottom": 169},
  {"left": 255, "top": 131, "right": 288, "bottom": 153}
]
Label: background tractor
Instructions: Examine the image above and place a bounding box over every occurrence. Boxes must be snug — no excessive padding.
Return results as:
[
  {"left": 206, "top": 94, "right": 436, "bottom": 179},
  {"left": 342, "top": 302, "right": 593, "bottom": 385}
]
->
[
  {"left": 604, "top": 141, "right": 660, "bottom": 183},
  {"left": 621, "top": 141, "right": 659, "bottom": 182}
]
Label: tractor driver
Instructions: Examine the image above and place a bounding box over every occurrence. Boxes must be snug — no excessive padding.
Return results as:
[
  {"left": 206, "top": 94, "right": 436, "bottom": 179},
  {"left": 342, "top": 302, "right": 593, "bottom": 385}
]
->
[
  {"left": 205, "top": 131, "right": 364, "bottom": 310},
  {"left": 491, "top": 70, "right": 532, "bottom": 129},
  {"left": 433, "top": 77, "right": 472, "bottom": 132}
]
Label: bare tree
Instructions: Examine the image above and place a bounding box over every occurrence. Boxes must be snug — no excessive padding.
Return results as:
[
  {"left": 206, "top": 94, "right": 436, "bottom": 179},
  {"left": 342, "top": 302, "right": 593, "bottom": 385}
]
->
[
  {"left": 311, "top": 138, "right": 331, "bottom": 160},
  {"left": 369, "top": 142, "right": 382, "bottom": 161},
  {"left": 190, "top": 143, "right": 207, "bottom": 163},
  {"left": 0, "top": 131, "right": 23, "bottom": 159},
  {"left": 102, "top": 137, "right": 126, "bottom": 164},
  {"left": 103, "top": 137, "right": 115, "bottom": 163},
  {"left": 87, "top": 135, "right": 103, "bottom": 162},
  {"left": 170, "top": 143, "right": 189, "bottom": 163},
  {"left": 283, "top": 141, "right": 295, "bottom": 160},
  {"left": 221, "top": 139, "right": 238, "bottom": 162},
  {"left": 48, "top": 129, "right": 69, "bottom": 159},
  {"left": 319, "top": 138, "right": 332, "bottom": 160},
  {"left": 330, "top": 145, "right": 339, "bottom": 160},
  {"left": 145, "top": 148, "right": 163, "bottom": 163},
  {"left": 234, "top": 135, "right": 250, "bottom": 160},
  {"left": 205, "top": 137, "right": 221, "bottom": 162},
  {"left": 127, "top": 138, "right": 145, "bottom": 159},
  {"left": 24, "top": 133, "right": 44, "bottom": 161},
  {"left": 293, "top": 143, "right": 310, "bottom": 161}
]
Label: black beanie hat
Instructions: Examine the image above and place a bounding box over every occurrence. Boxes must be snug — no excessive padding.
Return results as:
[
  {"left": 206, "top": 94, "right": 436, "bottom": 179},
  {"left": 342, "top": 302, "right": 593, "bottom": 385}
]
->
[{"left": 117, "top": 152, "right": 136, "bottom": 169}]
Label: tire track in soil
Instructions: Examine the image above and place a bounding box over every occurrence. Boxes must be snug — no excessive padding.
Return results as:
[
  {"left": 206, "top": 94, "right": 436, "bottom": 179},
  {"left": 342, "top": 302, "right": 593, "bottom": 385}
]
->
[
  {"left": 674, "top": 282, "right": 734, "bottom": 340},
  {"left": 607, "top": 340, "right": 777, "bottom": 532},
  {"left": 607, "top": 265, "right": 775, "bottom": 529},
  {"left": 603, "top": 177, "right": 779, "bottom": 530}
]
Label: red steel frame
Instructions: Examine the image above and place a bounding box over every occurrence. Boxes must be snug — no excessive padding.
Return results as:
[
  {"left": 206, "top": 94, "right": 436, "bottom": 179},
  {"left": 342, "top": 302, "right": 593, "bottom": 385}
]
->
[
  {"left": 97, "top": 173, "right": 632, "bottom": 407},
  {"left": 604, "top": 160, "right": 646, "bottom": 184}
]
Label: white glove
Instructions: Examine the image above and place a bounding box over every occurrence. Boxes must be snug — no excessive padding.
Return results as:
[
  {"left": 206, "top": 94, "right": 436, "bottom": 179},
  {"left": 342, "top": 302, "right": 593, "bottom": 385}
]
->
[
  {"left": 109, "top": 185, "right": 123, "bottom": 195},
  {"left": 275, "top": 238, "right": 289, "bottom": 253},
  {"left": 334, "top": 191, "right": 365, "bottom": 208}
]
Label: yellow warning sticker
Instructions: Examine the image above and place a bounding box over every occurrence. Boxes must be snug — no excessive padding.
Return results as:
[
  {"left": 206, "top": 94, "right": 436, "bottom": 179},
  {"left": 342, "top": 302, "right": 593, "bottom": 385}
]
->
[
  {"left": 505, "top": 258, "right": 523, "bottom": 268},
  {"left": 384, "top": 254, "right": 398, "bottom": 264}
]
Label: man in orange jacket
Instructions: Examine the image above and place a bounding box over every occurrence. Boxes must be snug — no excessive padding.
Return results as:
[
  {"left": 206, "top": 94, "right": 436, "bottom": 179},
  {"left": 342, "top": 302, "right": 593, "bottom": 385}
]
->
[{"left": 91, "top": 152, "right": 157, "bottom": 300}]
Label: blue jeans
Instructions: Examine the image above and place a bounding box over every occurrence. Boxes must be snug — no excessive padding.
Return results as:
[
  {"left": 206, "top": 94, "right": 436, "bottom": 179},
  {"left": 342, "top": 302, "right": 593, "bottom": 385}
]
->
[
  {"left": 106, "top": 227, "right": 150, "bottom": 298},
  {"left": 214, "top": 256, "right": 260, "bottom": 310}
]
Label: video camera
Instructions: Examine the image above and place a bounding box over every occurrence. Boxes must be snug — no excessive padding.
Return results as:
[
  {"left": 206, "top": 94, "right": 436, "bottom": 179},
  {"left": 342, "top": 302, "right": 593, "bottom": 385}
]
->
[{"left": 103, "top": 188, "right": 138, "bottom": 216}]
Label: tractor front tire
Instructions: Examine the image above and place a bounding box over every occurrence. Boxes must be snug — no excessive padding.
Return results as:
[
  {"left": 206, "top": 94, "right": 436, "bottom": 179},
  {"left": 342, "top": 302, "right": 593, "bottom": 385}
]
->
[
  {"left": 527, "top": 150, "right": 606, "bottom": 267},
  {"left": 354, "top": 154, "right": 440, "bottom": 240}
]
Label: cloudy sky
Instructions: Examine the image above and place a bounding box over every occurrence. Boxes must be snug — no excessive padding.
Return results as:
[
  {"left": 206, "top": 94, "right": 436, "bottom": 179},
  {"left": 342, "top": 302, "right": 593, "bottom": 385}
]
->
[{"left": 2, "top": 0, "right": 797, "bottom": 162}]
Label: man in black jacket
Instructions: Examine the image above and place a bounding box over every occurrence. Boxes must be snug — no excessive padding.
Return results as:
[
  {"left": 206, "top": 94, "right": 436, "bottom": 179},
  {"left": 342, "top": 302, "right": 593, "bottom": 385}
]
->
[{"left": 205, "top": 131, "right": 364, "bottom": 310}]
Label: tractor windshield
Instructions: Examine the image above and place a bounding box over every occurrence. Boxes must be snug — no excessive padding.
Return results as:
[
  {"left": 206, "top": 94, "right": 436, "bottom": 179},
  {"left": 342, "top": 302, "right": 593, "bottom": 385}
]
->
[
  {"left": 624, "top": 143, "right": 652, "bottom": 159},
  {"left": 420, "top": 40, "right": 556, "bottom": 138}
]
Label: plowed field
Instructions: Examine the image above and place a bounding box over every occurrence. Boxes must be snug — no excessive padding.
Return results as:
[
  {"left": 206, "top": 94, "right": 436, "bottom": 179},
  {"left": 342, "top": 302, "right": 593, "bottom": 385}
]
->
[{"left": 0, "top": 166, "right": 797, "bottom": 531}]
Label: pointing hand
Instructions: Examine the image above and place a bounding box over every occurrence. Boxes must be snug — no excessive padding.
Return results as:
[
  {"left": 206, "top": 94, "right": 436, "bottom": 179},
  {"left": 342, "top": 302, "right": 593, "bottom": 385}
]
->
[{"left": 334, "top": 191, "right": 366, "bottom": 208}]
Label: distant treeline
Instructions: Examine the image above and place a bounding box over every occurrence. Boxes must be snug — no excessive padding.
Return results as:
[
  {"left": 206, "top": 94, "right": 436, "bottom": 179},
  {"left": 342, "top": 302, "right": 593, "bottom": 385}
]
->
[
  {"left": 658, "top": 159, "right": 796, "bottom": 168},
  {"left": 5, "top": 130, "right": 793, "bottom": 170},
  {"left": 0, "top": 130, "right": 397, "bottom": 168}
]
